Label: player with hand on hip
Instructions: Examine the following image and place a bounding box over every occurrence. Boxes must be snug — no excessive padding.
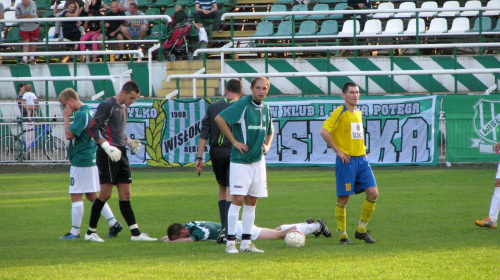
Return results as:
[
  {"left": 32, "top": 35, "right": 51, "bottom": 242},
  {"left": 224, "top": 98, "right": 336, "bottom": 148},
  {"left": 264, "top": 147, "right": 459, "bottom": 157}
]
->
[
  {"left": 85, "top": 81, "right": 157, "bottom": 242},
  {"left": 320, "top": 81, "right": 378, "bottom": 245}
]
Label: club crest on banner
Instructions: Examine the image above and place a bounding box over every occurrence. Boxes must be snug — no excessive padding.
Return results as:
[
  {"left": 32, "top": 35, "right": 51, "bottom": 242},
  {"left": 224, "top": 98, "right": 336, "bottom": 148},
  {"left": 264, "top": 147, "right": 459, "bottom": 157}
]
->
[{"left": 472, "top": 99, "right": 500, "bottom": 154}]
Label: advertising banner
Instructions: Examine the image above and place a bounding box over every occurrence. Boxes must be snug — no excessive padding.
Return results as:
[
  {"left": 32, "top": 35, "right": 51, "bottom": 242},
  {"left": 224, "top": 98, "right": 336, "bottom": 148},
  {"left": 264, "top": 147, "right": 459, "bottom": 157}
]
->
[
  {"left": 90, "top": 95, "right": 440, "bottom": 167},
  {"left": 445, "top": 95, "right": 500, "bottom": 162}
]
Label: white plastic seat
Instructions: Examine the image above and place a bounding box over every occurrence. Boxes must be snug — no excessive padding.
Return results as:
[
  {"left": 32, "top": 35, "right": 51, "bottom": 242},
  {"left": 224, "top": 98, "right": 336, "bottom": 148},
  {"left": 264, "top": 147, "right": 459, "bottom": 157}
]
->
[
  {"left": 427, "top": 17, "right": 448, "bottom": 34},
  {"left": 403, "top": 18, "right": 426, "bottom": 35},
  {"left": 419, "top": 1, "right": 438, "bottom": 17},
  {"left": 395, "top": 2, "right": 416, "bottom": 18},
  {"left": 360, "top": 19, "right": 382, "bottom": 35},
  {"left": 372, "top": 2, "right": 395, "bottom": 19},
  {"left": 0, "top": 0, "right": 11, "bottom": 11},
  {"left": 4, "top": 11, "right": 17, "bottom": 27},
  {"left": 382, "top": 18, "right": 404, "bottom": 35},
  {"left": 338, "top": 19, "right": 360, "bottom": 36},
  {"left": 460, "top": 0, "right": 481, "bottom": 16},
  {"left": 483, "top": 0, "right": 500, "bottom": 16},
  {"left": 438, "top": 1, "right": 460, "bottom": 17},
  {"left": 449, "top": 17, "right": 470, "bottom": 33}
]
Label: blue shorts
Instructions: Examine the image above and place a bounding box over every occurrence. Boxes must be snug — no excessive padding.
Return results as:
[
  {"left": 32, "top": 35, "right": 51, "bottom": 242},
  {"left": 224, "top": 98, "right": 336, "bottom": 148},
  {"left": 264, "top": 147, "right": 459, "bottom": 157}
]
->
[{"left": 335, "top": 155, "right": 377, "bottom": 197}]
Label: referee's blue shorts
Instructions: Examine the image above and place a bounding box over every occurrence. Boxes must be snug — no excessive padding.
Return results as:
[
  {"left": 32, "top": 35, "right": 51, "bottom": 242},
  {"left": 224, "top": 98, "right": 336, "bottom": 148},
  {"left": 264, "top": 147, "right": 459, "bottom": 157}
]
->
[{"left": 335, "top": 155, "right": 377, "bottom": 197}]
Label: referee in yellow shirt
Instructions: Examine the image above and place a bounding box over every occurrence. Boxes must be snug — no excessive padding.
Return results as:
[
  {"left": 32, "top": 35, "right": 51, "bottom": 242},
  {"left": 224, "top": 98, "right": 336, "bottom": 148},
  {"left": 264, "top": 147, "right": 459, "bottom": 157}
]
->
[{"left": 320, "top": 81, "right": 378, "bottom": 245}]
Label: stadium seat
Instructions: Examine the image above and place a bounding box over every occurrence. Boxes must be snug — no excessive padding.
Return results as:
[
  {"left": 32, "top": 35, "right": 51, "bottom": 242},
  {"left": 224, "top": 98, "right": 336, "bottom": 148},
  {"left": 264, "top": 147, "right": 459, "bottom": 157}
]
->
[
  {"left": 265, "top": 4, "right": 287, "bottom": 21},
  {"left": 317, "top": 19, "right": 338, "bottom": 36},
  {"left": 394, "top": 1, "right": 416, "bottom": 18},
  {"left": 493, "top": 19, "right": 500, "bottom": 31},
  {"left": 403, "top": 18, "right": 426, "bottom": 35},
  {"left": 289, "top": 4, "right": 308, "bottom": 21},
  {"left": 338, "top": 19, "right": 360, "bottom": 36},
  {"left": 36, "top": 0, "right": 52, "bottom": 10},
  {"left": 360, "top": 19, "right": 382, "bottom": 36},
  {"left": 460, "top": 0, "right": 481, "bottom": 17},
  {"left": 252, "top": 21, "right": 274, "bottom": 37},
  {"left": 146, "top": 24, "right": 168, "bottom": 39},
  {"left": 274, "top": 20, "right": 293, "bottom": 36},
  {"left": 419, "top": 1, "right": 438, "bottom": 18},
  {"left": 382, "top": 18, "right": 403, "bottom": 35},
  {"left": 153, "top": 0, "right": 174, "bottom": 8},
  {"left": 438, "top": 1, "right": 460, "bottom": 17},
  {"left": 145, "top": 8, "right": 161, "bottom": 24},
  {"left": 174, "top": 0, "right": 194, "bottom": 7},
  {"left": 307, "top": 4, "right": 330, "bottom": 20},
  {"left": 3, "top": 26, "right": 22, "bottom": 43},
  {"left": 296, "top": 20, "right": 317, "bottom": 36},
  {"left": 470, "top": 17, "right": 493, "bottom": 32},
  {"left": 329, "top": 3, "right": 348, "bottom": 20},
  {"left": 276, "top": 0, "right": 293, "bottom": 4},
  {"left": 448, "top": 17, "right": 470, "bottom": 33},
  {"left": 0, "top": 0, "right": 11, "bottom": 11},
  {"left": 4, "top": 11, "right": 17, "bottom": 27},
  {"left": 137, "top": 0, "right": 153, "bottom": 8},
  {"left": 371, "top": 2, "right": 394, "bottom": 19},
  {"left": 483, "top": 0, "right": 500, "bottom": 16},
  {"left": 50, "top": 0, "right": 65, "bottom": 10},
  {"left": 426, "top": 17, "right": 448, "bottom": 34}
]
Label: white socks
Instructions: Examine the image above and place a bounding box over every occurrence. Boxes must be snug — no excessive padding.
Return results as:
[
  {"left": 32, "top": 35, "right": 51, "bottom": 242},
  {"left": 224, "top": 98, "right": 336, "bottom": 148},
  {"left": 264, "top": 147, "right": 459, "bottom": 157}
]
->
[
  {"left": 227, "top": 204, "right": 241, "bottom": 236},
  {"left": 100, "top": 203, "right": 117, "bottom": 227},
  {"left": 489, "top": 187, "right": 500, "bottom": 222},
  {"left": 70, "top": 201, "right": 84, "bottom": 236},
  {"left": 280, "top": 223, "right": 320, "bottom": 235},
  {"left": 241, "top": 205, "right": 256, "bottom": 238}
]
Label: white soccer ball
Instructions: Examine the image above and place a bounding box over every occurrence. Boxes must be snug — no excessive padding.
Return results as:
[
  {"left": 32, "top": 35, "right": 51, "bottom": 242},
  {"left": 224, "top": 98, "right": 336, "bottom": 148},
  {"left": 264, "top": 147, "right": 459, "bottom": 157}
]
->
[{"left": 284, "top": 230, "right": 306, "bottom": 248}]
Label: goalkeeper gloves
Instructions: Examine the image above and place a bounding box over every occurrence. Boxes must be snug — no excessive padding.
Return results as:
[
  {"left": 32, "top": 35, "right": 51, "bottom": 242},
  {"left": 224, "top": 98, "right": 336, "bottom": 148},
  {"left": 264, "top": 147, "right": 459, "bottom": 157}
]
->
[
  {"left": 101, "top": 141, "right": 122, "bottom": 162},
  {"left": 126, "top": 138, "right": 141, "bottom": 154}
]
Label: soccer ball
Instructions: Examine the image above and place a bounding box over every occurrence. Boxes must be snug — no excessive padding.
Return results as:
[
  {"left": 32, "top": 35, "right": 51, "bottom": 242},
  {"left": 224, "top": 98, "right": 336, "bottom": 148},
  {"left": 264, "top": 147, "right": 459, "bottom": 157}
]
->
[{"left": 284, "top": 230, "right": 306, "bottom": 248}]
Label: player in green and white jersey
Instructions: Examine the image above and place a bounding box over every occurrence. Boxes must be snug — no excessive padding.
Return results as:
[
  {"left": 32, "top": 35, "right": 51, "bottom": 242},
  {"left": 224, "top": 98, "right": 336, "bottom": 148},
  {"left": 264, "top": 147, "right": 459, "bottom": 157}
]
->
[
  {"left": 58, "top": 88, "right": 122, "bottom": 240},
  {"left": 162, "top": 219, "right": 331, "bottom": 243},
  {"left": 215, "top": 77, "right": 274, "bottom": 253}
]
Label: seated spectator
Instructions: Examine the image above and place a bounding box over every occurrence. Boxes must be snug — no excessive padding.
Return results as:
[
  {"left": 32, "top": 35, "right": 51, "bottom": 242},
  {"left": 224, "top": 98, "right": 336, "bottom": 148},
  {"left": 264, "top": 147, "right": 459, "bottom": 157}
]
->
[
  {"left": 15, "top": 0, "right": 40, "bottom": 64},
  {"left": 95, "top": 1, "right": 126, "bottom": 61},
  {"left": 194, "top": 0, "right": 222, "bottom": 33},
  {"left": 52, "top": 0, "right": 86, "bottom": 41},
  {"left": 120, "top": 1, "right": 148, "bottom": 53},
  {"left": 80, "top": 10, "right": 102, "bottom": 62},
  {"left": 0, "top": 2, "right": 4, "bottom": 42},
  {"left": 172, "top": 4, "right": 187, "bottom": 27},
  {"left": 120, "top": 0, "right": 138, "bottom": 13},
  {"left": 61, "top": 2, "right": 84, "bottom": 51}
]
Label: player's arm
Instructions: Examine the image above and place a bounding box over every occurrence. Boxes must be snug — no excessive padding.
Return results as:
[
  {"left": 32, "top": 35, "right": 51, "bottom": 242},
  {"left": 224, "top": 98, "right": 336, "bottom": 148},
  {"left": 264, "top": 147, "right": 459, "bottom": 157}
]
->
[
  {"left": 320, "top": 128, "right": 350, "bottom": 163},
  {"left": 215, "top": 115, "right": 248, "bottom": 154},
  {"left": 62, "top": 105, "right": 75, "bottom": 140},
  {"left": 196, "top": 137, "right": 207, "bottom": 174},
  {"left": 495, "top": 141, "right": 500, "bottom": 154},
  {"left": 263, "top": 133, "right": 273, "bottom": 155}
]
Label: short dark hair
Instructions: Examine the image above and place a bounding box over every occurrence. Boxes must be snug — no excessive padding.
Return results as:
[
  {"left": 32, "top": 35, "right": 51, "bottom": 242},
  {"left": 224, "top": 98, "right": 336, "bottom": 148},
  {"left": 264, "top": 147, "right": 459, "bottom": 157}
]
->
[
  {"left": 18, "top": 83, "right": 26, "bottom": 91},
  {"left": 129, "top": 2, "right": 138, "bottom": 8},
  {"left": 167, "top": 223, "right": 185, "bottom": 240},
  {"left": 121, "top": 81, "right": 140, "bottom": 95},
  {"left": 342, "top": 81, "right": 358, "bottom": 94},
  {"left": 226, "top": 79, "right": 242, "bottom": 94}
]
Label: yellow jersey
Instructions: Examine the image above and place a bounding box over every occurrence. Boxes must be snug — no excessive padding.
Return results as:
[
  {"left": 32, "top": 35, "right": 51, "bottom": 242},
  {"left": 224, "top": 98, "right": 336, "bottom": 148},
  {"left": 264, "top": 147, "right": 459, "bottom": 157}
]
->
[{"left": 322, "top": 105, "right": 366, "bottom": 156}]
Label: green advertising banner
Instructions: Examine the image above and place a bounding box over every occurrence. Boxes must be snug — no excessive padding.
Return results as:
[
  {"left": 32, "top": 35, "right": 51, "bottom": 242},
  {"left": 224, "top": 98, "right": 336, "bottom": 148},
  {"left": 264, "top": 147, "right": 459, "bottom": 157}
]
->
[
  {"left": 89, "top": 95, "right": 440, "bottom": 167},
  {"left": 445, "top": 95, "right": 500, "bottom": 162}
]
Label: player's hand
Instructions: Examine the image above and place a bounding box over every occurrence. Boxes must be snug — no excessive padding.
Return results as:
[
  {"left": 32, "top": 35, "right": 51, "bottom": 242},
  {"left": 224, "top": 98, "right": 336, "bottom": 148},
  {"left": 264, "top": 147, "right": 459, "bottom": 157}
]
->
[
  {"left": 126, "top": 138, "right": 141, "bottom": 153},
  {"left": 161, "top": 236, "right": 170, "bottom": 242},
  {"left": 195, "top": 158, "right": 203, "bottom": 175},
  {"left": 62, "top": 105, "right": 72, "bottom": 119},
  {"left": 336, "top": 150, "right": 350, "bottom": 164},
  {"left": 233, "top": 141, "right": 249, "bottom": 155},
  {"left": 262, "top": 143, "right": 271, "bottom": 155},
  {"left": 101, "top": 141, "right": 122, "bottom": 162}
]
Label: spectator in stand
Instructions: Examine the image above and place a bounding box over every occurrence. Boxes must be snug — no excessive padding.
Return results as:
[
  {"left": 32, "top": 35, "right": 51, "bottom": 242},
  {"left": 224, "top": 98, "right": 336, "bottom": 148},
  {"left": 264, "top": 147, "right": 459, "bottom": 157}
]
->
[
  {"left": 194, "top": 0, "right": 222, "bottom": 33},
  {"left": 172, "top": 4, "right": 187, "bottom": 27},
  {"left": 61, "top": 2, "right": 84, "bottom": 51},
  {"left": 345, "top": 0, "right": 371, "bottom": 29},
  {"left": 120, "top": 0, "right": 138, "bottom": 13},
  {"left": 22, "top": 84, "right": 39, "bottom": 120},
  {"left": 0, "top": 2, "right": 5, "bottom": 43},
  {"left": 15, "top": 0, "right": 40, "bottom": 64},
  {"left": 192, "top": 21, "right": 207, "bottom": 60},
  {"left": 120, "top": 2, "right": 148, "bottom": 53},
  {"left": 80, "top": 10, "right": 102, "bottom": 62},
  {"left": 85, "top": 0, "right": 111, "bottom": 14},
  {"left": 95, "top": 1, "right": 126, "bottom": 61},
  {"left": 16, "top": 83, "right": 28, "bottom": 118},
  {"left": 52, "top": 0, "right": 86, "bottom": 42}
]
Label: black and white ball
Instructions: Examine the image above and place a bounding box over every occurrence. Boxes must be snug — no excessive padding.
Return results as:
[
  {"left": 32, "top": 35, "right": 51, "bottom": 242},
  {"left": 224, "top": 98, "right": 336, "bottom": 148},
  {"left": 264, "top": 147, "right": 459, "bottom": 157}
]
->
[{"left": 285, "top": 230, "right": 306, "bottom": 248}]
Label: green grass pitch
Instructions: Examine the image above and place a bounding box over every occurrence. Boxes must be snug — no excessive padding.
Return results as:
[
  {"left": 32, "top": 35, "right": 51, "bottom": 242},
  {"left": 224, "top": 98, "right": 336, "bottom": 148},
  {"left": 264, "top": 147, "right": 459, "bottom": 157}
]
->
[{"left": 1, "top": 165, "right": 500, "bottom": 279}]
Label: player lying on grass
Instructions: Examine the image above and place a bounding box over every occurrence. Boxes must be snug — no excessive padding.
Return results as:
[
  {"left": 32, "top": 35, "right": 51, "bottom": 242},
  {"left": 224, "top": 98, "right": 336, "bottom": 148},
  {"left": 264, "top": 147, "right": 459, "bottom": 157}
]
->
[{"left": 162, "top": 219, "right": 332, "bottom": 243}]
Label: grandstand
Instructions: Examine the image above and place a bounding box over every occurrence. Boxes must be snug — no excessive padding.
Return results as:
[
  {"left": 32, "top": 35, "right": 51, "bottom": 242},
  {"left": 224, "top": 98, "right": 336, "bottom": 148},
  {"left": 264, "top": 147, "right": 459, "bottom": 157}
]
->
[{"left": 0, "top": 0, "right": 499, "bottom": 99}]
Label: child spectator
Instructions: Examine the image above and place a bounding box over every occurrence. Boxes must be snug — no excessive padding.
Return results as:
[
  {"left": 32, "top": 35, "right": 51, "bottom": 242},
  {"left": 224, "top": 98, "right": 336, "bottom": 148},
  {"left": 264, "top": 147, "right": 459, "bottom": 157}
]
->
[{"left": 192, "top": 21, "right": 208, "bottom": 60}]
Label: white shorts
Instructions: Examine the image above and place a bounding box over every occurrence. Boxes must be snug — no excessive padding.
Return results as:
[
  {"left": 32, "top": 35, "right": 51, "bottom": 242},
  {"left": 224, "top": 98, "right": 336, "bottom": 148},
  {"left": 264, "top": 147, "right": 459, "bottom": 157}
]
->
[
  {"left": 229, "top": 159, "right": 268, "bottom": 197},
  {"left": 235, "top": 221, "right": 262, "bottom": 241},
  {"left": 69, "top": 166, "right": 100, "bottom": 194},
  {"left": 496, "top": 163, "right": 500, "bottom": 179}
]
